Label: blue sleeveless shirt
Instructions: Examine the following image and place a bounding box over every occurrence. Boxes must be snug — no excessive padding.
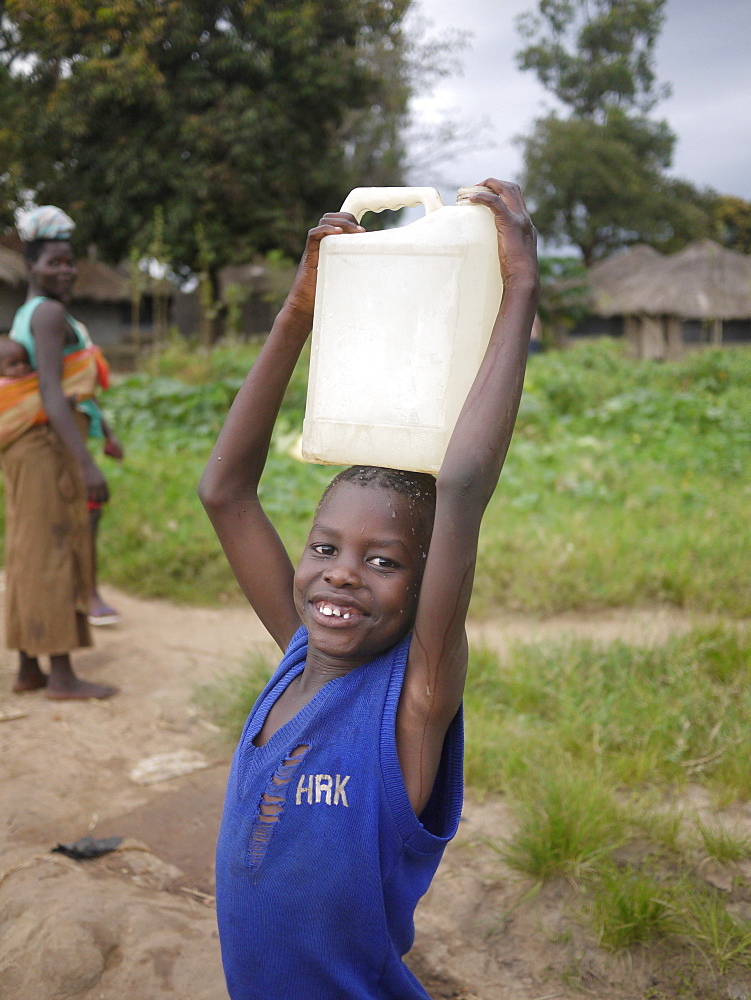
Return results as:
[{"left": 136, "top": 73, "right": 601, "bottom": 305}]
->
[{"left": 216, "top": 627, "right": 464, "bottom": 1000}]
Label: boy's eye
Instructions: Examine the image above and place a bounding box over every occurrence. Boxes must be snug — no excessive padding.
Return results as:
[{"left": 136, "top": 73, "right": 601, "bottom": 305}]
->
[
  {"left": 368, "top": 556, "right": 397, "bottom": 569},
  {"left": 311, "top": 543, "right": 335, "bottom": 556}
]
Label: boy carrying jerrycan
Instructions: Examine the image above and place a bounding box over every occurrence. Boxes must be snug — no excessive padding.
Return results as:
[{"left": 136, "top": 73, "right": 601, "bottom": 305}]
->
[{"left": 199, "top": 178, "right": 539, "bottom": 999}]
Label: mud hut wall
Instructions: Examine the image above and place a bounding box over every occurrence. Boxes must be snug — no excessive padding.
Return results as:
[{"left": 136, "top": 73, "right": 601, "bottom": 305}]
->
[
  {"left": 0, "top": 286, "right": 25, "bottom": 334},
  {"left": 72, "top": 300, "right": 132, "bottom": 347},
  {"left": 622, "top": 316, "right": 642, "bottom": 359},
  {"left": 721, "top": 319, "right": 751, "bottom": 343},
  {"left": 645, "top": 316, "right": 669, "bottom": 360},
  {"left": 172, "top": 288, "right": 201, "bottom": 339},
  {"left": 567, "top": 315, "right": 625, "bottom": 340},
  {"left": 235, "top": 295, "right": 276, "bottom": 337},
  {"left": 666, "top": 316, "right": 683, "bottom": 360}
]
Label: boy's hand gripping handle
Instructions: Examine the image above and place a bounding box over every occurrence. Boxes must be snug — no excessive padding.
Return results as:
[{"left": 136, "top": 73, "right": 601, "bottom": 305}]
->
[{"left": 339, "top": 187, "right": 444, "bottom": 222}]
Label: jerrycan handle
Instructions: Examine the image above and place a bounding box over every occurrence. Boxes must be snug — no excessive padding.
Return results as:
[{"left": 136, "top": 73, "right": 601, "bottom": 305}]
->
[{"left": 339, "top": 187, "right": 444, "bottom": 223}]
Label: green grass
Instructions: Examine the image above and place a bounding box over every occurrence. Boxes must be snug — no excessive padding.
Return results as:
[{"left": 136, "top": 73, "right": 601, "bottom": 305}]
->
[
  {"left": 669, "top": 885, "right": 751, "bottom": 974},
  {"left": 584, "top": 863, "right": 751, "bottom": 968},
  {"left": 694, "top": 817, "right": 751, "bottom": 865},
  {"left": 192, "top": 614, "right": 751, "bottom": 987},
  {"left": 196, "top": 622, "right": 751, "bottom": 980},
  {"left": 199, "top": 624, "right": 751, "bottom": 800},
  {"left": 473, "top": 343, "right": 751, "bottom": 617},
  {"left": 460, "top": 625, "right": 751, "bottom": 978},
  {"left": 193, "top": 651, "right": 273, "bottom": 741},
  {"left": 464, "top": 625, "right": 751, "bottom": 798},
  {"left": 3, "top": 337, "right": 747, "bottom": 613},
  {"left": 629, "top": 805, "right": 685, "bottom": 853},
  {"left": 118, "top": 338, "right": 751, "bottom": 992},
  {"left": 588, "top": 863, "right": 673, "bottom": 950},
  {"left": 4, "top": 334, "right": 749, "bottom": 991},
  {"left": 496, "top": 768, "right": 620, "bottom": 879}
]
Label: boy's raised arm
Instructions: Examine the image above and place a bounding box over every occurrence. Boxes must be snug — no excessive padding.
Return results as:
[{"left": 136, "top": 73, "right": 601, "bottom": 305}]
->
[
  {"left": 399, "top": 180, "right": 539, "bottom": 813},
  {"left": 198, "top": 214, "right": 364, "bottom": 650},
  {"left": 436, "top": 181, "right": 539, "bottom": 506}
]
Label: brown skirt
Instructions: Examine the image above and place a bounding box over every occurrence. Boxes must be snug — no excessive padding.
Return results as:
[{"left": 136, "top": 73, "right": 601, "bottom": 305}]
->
[{"left": 1, "top": 419, "right": 92, "bottom": 655}]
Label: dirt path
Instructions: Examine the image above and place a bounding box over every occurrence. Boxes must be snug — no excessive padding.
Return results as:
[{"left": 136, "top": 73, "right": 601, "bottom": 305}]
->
[{"left": 0, "top": 585, "right": 728, "bottom": 999}]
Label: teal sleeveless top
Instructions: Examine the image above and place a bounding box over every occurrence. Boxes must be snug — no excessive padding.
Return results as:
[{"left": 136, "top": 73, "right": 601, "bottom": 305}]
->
[{"left": 10, "top": 296, "right": 104, "bottom": 437}]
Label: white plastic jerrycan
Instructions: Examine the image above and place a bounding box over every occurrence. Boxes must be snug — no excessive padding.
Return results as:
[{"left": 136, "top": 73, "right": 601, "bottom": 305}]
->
[{"left": 301, "top": 185, "right": 502, "bottom": 474}]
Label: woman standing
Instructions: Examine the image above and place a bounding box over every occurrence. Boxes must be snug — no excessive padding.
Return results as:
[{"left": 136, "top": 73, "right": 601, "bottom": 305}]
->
[{"left": 1, "top": 206, "right": 116, "bottom": 698}]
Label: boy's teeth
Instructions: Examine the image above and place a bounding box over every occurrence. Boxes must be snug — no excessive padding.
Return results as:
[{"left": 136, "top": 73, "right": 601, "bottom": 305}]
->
[{"left": 319, "top": 603, "right": 352, "bottom": 619}]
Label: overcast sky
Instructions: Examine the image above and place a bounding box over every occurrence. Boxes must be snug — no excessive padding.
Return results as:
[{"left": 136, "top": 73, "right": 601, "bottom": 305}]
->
[{"left": 407, "top": 0, "right": 751, "bottom": 206}]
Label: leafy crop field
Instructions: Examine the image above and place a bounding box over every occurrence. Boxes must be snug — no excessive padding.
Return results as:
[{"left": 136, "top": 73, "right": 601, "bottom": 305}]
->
[{"left": 7, "top": 337, "right": 743, "bottom": 615}]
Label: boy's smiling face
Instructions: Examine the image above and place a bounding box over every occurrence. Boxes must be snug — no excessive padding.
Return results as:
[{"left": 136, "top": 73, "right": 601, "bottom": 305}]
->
[{"left": 294, "top": 481, "right": 426, "bottom": 668}]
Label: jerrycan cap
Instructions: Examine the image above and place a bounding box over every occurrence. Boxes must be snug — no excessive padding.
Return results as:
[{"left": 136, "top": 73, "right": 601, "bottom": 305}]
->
[{"left": 456, "top": 184, "right": 494, "bottom": 204}]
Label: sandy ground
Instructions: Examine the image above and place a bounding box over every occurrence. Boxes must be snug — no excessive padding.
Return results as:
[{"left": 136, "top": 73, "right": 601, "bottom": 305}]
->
[{"left": 0, "top": 584, "right": 745, "bottom": 1000}]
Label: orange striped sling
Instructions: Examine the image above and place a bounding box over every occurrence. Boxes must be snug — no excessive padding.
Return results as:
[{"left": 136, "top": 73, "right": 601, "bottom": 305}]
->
[{"left": 0, "top": 346, "right": 110, "bottom": 451}]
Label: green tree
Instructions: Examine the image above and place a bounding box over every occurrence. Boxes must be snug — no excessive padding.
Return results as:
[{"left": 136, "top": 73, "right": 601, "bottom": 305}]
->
[
  {"left": 0, "top": 0, "right": 419, "bottom": 270},
  {"left": 517, "top": 0, "right": 670, "bottom": 119},
  {"left": 516, "top": 0, "right": 713, "bottom": 262},
  {"left": 537, "top": 254, "right": 589, "bottom": 340},
  {"left": 712, "top": 195, "right": 751, "bottom": 255},
  {"left": 0, "top": 14, "right": 26, "bottom": 231}
]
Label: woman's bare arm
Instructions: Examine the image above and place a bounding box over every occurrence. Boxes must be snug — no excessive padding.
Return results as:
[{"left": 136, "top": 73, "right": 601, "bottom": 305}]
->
[
  {"left": 32, "top": 299, "right": 109, "bottom": 504},
  {"left": 398, "top": 180, "right": 540, "bottom": 814},
  {"left": 198, "top": 214, "right": 365, "bottom": 651}
]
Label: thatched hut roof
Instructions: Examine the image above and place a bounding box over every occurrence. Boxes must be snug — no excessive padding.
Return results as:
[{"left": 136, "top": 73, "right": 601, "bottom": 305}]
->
[
  {"left": 0, "top": 246, "right": 27, "bottom": 287},
  {"left": 589, "top": 240, "right": 751, "bottom": 320},
  {"left": 73, "top": 258, "right": 129, "bottom": 302}
]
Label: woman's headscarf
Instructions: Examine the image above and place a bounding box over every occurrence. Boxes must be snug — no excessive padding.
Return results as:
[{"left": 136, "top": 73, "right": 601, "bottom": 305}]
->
[{"left": 16, "top": 206, "right": 76, "bottom": 244}]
